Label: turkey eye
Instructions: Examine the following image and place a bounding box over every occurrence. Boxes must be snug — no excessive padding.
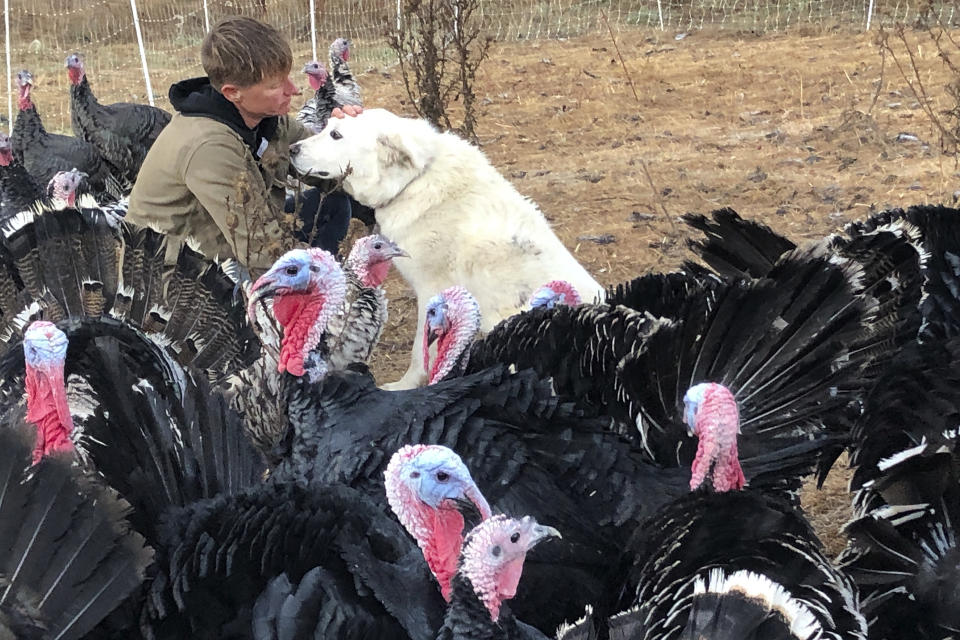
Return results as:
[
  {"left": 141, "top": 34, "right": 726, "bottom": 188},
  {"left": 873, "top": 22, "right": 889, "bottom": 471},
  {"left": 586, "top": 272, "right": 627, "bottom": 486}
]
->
[
  {"left": 409, "top": 471, "right": 420, "bottom": 479},
  {"left": 285, "top": 266, "right": 298, "bottom": 276},
  {"left": 331, "top": 130, "right": 343, "bottom": 140},
  {"left": 491, "top": 545, "right": 501, "bottom": 557},
  {"left": 510, "top": 532, "right": 520, "bottom": 543},
  {"left": 374, "top": 243, "right": 383, "bottom": 249},
  {"left": 436, "top": 472, "right": 449, "bottom": 482}
]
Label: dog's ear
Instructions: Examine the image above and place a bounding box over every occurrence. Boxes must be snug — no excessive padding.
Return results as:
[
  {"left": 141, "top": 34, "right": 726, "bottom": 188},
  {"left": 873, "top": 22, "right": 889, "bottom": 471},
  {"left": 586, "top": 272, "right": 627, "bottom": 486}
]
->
[{"left": 376, "top": 130, "right": 432, "bottom": 172}]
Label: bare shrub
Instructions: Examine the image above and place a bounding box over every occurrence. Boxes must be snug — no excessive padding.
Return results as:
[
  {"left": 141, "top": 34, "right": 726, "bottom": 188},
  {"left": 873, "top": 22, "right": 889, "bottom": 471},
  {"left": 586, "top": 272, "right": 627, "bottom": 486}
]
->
[
  {"left": 386, "top": 0, "right": 492, "bottom": 142},
  {"left": 876, "top": 21, "right": 960, "bottom": 162}
]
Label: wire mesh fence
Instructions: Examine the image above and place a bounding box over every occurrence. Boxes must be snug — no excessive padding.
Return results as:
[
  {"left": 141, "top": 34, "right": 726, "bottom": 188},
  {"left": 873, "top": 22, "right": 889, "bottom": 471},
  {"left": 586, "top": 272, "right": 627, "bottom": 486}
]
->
[{"left": 3, "top": 0, "right": 960, "bottom": 134}]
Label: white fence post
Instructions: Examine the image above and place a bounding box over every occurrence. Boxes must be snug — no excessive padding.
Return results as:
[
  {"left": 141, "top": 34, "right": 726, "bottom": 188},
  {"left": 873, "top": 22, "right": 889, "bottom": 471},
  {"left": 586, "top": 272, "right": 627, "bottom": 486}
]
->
[
  {"left": 309, "top": 0, "right": 318, "bottom": 62},
  {"left": 657, "top": 0, "right": 665, "bottom": 30},
  {"left": 203, "top": 0, "right": 210, "bottom": 32},
  {"left": 396, "top": 0, "right": 402, "bottom": 33},
  {"left": 4, "top": 0, "right": 10, "bottom": 130},
  {"left": 865, "top": 0, "right": 875, "bottom": 30},
  {"left": 129, "top": 0, "right": 155, "bottom": 106}
]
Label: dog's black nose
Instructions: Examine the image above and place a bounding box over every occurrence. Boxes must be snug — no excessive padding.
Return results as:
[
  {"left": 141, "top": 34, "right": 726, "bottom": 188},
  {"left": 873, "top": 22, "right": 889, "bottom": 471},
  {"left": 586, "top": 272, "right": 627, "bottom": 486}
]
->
[{"left": 289, "top": 142, "right": 301, "bottom": 157}]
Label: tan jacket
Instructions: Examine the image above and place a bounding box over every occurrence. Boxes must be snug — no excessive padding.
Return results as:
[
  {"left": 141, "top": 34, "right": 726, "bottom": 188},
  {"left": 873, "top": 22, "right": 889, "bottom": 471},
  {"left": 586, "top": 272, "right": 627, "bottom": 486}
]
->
[{"left": 127, "top": 112, "right": 313, "bottom": 272}]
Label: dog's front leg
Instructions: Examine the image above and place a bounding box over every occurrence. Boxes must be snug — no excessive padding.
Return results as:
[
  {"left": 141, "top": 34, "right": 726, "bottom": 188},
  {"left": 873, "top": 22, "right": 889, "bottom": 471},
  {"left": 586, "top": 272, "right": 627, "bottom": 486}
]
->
[{"left": 381, "top": 300, "right": 428, "bottom": 390}]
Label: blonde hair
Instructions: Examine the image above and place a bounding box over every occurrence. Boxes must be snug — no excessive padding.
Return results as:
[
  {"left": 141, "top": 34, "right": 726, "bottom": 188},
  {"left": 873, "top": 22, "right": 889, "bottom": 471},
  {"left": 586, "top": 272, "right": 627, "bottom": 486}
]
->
[{"left": 201, "top": 16, "right": 292, "bottom": 89}]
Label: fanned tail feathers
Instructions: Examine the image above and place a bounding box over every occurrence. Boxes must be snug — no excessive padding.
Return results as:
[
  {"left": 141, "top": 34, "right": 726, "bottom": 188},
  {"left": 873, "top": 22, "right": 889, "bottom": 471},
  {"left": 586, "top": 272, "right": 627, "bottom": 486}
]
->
[
  {"left": 682, "top": 207, "right": 797, "bottom": 278},
  {"left": 0, "top": 424, "right": 151, "bottom": 640},
  {"left": 0, "top": 208, "right": 259, "bottom": 380}
]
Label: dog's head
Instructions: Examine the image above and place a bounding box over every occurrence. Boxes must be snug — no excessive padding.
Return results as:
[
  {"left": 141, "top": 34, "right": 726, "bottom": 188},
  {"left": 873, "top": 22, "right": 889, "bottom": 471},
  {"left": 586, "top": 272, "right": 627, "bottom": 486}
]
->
[{"left": 290, "top": 108, "right": 435, "bottom": 209}]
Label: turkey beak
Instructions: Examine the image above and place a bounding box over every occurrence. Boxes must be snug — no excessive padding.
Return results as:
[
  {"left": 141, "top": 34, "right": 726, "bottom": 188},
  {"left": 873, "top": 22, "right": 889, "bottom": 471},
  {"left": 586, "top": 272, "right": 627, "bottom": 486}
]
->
[
  {"left": 426, "top": 326, "right": 440, "bottom": 348},
  {"left": 530, "top": 523, "right": 562, "bottom": 546},
  {"left": 247, "top": 274, "right": 279, "bottom": 326},
  {"left": 388, "top": 246, "right": 410, "bottom": 260},
  {"left": 465, "top": 483, "right": 492, "bottom": 521}
]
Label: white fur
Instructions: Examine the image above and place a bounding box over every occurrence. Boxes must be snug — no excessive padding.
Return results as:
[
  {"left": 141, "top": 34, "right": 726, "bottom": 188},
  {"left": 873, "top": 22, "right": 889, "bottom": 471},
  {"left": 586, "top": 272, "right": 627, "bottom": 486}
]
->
[{"left": 292, "top": 109, "right": 605, "bottom": 388}]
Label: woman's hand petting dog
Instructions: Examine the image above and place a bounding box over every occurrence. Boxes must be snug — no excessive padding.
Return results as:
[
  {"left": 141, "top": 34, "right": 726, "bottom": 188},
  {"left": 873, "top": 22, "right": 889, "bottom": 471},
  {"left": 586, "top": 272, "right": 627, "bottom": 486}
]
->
[{"left": 332, "top": 105, "right": 363, "bottom": 119}]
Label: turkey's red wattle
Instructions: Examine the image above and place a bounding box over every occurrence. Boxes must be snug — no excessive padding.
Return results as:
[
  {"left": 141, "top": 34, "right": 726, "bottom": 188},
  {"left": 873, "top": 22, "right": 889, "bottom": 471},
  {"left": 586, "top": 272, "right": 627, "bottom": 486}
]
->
[
  {"left": 17, "top": 83, "right": 32, "bottom": 111},
  {"left": 418, "top": 503, "right": 468, "bottom": 602},
  {"left": 67, "top": 66, "right": 84, "bottom": 86},
  {"left": 274, "top": 293, "right": 326, "bottom": 377},
  {"left": 307, "top": 73, "right": 324, "bottom": 91},
  {"left": 24, "top": 364, "right": 74, "bottom": 464},
  {"left": 362, "top": 260, "right": 392, "bottom": 288},
  {"left": 690, "top": 384, "right": 744, "bottom": 492}
]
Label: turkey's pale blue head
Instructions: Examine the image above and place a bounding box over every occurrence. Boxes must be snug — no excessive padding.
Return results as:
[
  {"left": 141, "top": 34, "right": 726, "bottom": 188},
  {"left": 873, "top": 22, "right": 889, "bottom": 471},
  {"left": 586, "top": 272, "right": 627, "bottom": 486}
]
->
[
  {"left": 23, "top": 321, "right": 68, "bottom": 371},
  {"left": 330, "top": 37, "right": 351, "bottom": 62},
  {"left": 16, "top": 70, "right": 32, "bottom": 89},
  {"left": 528, "top": 280, "right": 582, "bottom": 310},
  {"left": 0, "top": 133, "right": 11, "bottom": 166},
  {"left": 425, "top": 292, "right": 451, "bottom": 346},
  {"left": 48, "top": 169, "right": 87, "bottom": 207},
  {"left": 65, "top": 53, "right": 85, "bottom": 85},
  {"left": 248, "top": 248, "right": 346, "bottom": 379},
  {"left": 302, "top": 61, "right": 328, "bottom": 89},
  {"left": 404, "top": 445, "right": 491, "bottom": 517},
  {"left": 248, "top": 248, "right": 328, "bottom": 316},
  {"left": 683, "top": 382, "right": 711, "bottom": 436}
]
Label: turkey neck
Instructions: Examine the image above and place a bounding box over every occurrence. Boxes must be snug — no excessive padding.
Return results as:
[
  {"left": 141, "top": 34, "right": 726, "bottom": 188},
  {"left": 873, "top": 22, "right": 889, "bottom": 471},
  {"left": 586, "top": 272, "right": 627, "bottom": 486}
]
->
[
  {"left": 440, "top": 573, "right": 521, "bottom": 640},
  {"left": 24, "top": 364, "right": 74, "bottom": 463}
]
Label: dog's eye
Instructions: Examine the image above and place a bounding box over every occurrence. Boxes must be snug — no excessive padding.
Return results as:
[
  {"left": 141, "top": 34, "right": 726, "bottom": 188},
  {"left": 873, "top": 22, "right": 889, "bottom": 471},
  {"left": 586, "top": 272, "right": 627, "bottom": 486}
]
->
[{"left": 331, "top": 130, "right": 343, "bottom": 140}]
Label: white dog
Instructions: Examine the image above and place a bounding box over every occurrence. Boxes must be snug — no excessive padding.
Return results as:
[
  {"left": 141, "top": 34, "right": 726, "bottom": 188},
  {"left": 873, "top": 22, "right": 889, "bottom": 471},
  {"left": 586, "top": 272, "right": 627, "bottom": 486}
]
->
[{"left": 290, "top": 108, "right": 605, "bottom": 389}]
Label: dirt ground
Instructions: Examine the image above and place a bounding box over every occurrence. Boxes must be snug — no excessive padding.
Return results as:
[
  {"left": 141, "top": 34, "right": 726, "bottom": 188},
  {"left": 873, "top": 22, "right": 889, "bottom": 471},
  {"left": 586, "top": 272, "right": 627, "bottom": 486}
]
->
[{"left": 346, "top": 27, "right": 958, "bottom": 556}]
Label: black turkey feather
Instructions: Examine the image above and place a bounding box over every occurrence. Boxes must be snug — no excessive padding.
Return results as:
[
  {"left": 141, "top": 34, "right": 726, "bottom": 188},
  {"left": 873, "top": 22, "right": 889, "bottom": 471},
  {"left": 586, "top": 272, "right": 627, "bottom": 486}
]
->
[{"left": 0, "top": 423, "right": 151, "bottom": 640}]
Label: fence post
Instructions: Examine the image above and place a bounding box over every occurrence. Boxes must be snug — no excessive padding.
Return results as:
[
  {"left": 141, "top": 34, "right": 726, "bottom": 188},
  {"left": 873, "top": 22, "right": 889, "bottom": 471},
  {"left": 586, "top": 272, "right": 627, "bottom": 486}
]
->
[
  {"left": 4, "top": 0, "right": 10, "bottom": 130},
  {"left": 309, "top": 0, "right": 317, "bottom": 62},
  {"left": 396, "top": 0, "right": 402, "bottom": 33},
  {"left": 865, "top": 0, "right": 875, "bottom": 30},
  {"left": 657, "top": 0, "right": 665, "bottom": 30},
  {"left": 129, "top": 0, "right": 155, "bottom": 106},
  {"left": 203, "top": 0, "right": 210, "bottom": 32}
]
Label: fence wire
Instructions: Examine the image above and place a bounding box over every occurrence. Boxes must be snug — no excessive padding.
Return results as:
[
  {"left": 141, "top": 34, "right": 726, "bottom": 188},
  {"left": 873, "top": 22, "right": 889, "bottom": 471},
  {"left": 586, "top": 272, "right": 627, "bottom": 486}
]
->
[{"left": 2, "top": 0, "right": 960, "bottom": 133}]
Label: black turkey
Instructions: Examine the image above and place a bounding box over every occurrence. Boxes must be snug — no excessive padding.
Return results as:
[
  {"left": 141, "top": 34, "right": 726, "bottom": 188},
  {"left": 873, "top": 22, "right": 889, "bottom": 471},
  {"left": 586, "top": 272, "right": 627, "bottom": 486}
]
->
[
  {"left": 329, "top": 37, "right": 362, "bottom": 107},
  {"left": 297, "top": 60, "right": 340, "bottom": 133},
  {"left": 837, "top": 338, "right": 960, "bottom": 639},
  {"left": 438, "top": 515, "right": 559, "bottom": 640},
  {"left": 232, "top": 236, "right": 405, "bottom": 459},
  {"left": 558, "top": 377, "right": 866, "bottom": 639},
  {"left": 0, "top": 131, "right": 45, "bottom": 221},
  {"left": 66, "top": 53, "right": 172, "bottom": 184},
  {"left": 11, "top": 69, "right": 118, "bottom": 194}
]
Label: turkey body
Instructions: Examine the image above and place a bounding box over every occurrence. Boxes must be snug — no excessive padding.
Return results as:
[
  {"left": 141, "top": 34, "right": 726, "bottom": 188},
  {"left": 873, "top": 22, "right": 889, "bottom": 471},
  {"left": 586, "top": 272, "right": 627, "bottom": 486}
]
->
[
  {"left": 12, "top": 104, "right": 117, "bottom": 193},
  {"left": 69, "top": 74, "right": 171, "bottom": 183}
]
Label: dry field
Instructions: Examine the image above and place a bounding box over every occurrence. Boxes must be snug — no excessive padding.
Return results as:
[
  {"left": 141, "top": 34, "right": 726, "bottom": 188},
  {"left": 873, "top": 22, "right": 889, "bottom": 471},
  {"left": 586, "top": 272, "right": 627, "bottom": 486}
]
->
[{"left": 349, "top": 26, "right": 956, "bottom": 555}]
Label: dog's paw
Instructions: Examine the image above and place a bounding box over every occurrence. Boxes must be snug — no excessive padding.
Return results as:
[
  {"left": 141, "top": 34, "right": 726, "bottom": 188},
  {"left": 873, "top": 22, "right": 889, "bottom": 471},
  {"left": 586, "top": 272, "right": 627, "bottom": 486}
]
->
[{"left": 381, "top": 379, "right": 419, "bottom": 391}]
